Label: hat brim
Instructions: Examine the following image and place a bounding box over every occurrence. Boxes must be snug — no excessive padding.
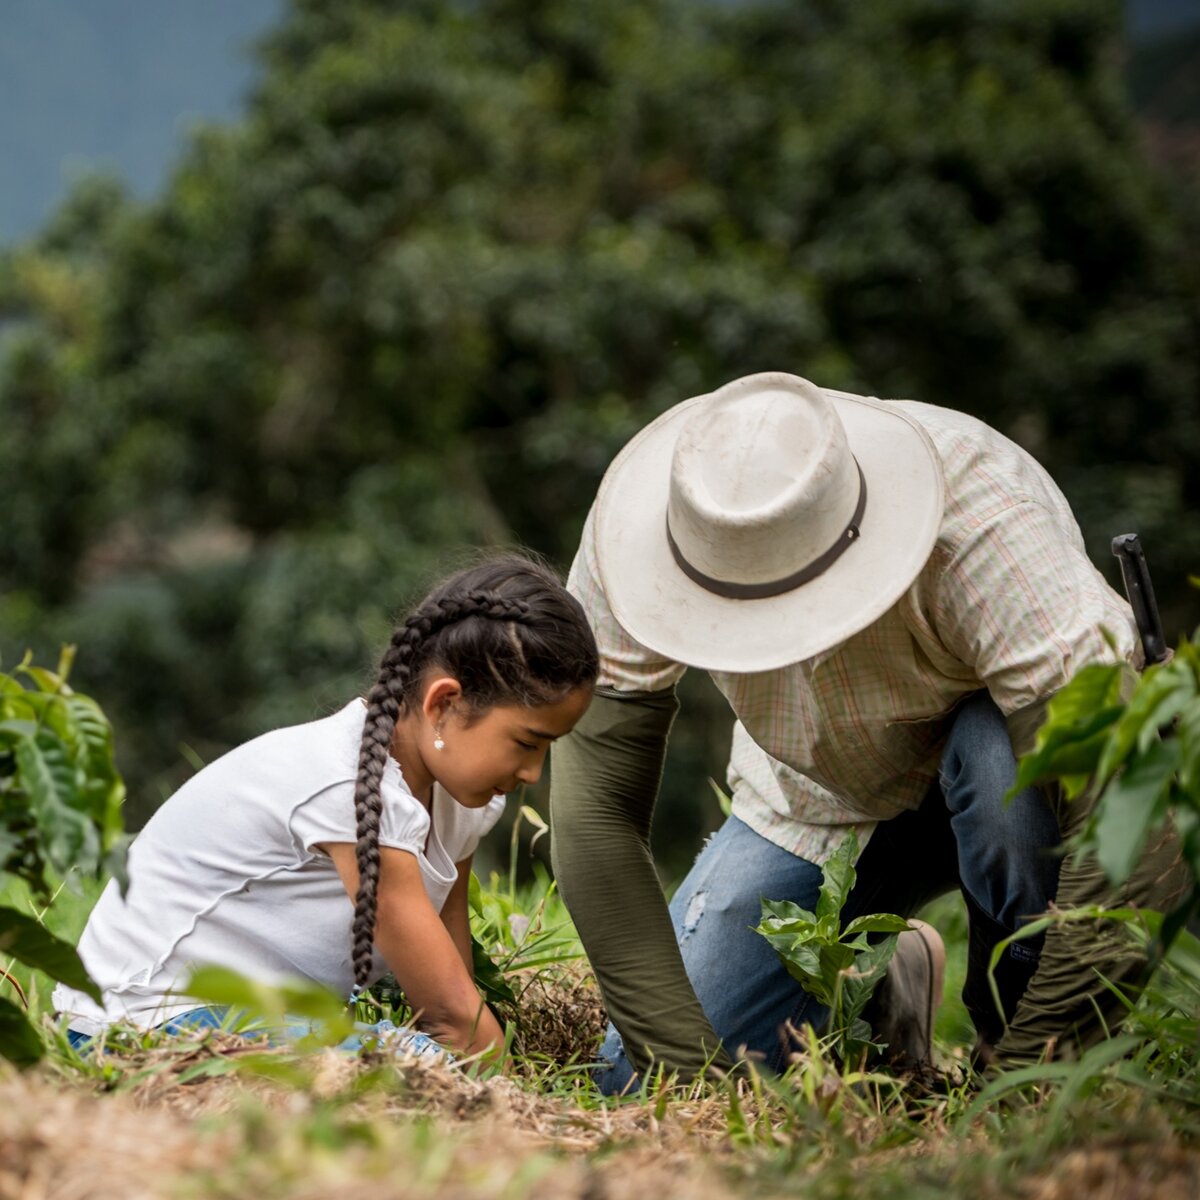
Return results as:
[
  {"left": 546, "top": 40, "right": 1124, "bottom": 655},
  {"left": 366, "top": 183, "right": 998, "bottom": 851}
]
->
[{"left": 592, "top": 387, "right": 945, "bottom": 673}]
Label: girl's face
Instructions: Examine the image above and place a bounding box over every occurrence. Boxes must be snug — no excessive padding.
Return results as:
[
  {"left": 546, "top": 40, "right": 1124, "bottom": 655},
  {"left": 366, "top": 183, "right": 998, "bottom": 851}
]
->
[{"left": 425, "top": 684, "right": 593, "bottom": 808}]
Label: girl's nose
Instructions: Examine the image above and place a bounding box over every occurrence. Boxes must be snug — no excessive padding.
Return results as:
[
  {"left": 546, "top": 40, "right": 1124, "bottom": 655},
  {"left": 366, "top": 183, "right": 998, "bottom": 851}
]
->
[{"left": 516, "top": 755, "right": 545, "bottom": 786}]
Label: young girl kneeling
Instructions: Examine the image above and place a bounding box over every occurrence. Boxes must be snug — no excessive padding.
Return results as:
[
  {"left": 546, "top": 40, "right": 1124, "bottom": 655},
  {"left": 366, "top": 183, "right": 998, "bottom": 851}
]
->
[{"left": 54, "top": 556, "right": 598, "bottom": 1061}]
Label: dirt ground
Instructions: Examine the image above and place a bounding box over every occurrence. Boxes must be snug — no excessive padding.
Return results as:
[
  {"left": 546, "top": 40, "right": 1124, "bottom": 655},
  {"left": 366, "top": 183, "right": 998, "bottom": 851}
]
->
[
  {"left": 3, "top": 970, "right": 1197, "bottom": 1200},
  {"left": 3, "top": 1045, "right": 1199, "bottom": 1200}
]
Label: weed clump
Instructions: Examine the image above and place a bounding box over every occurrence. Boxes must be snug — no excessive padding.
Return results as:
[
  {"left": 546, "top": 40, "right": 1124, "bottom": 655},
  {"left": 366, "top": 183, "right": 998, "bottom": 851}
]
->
[{"left": 511, "top": 965, "right": 607, "bottom": 1068}]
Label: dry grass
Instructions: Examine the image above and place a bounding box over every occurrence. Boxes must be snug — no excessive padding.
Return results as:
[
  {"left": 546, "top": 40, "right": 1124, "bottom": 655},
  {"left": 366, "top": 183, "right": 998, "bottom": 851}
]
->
[
  {"left": 509, "top": 963, "right": 608, "bottom": 1067},
  {"left": 0, "top": 1040, "right": 745, "bottom": 1200},
  {"left": 3, "top": 972, "right": 1198, "bottom": 1200}
]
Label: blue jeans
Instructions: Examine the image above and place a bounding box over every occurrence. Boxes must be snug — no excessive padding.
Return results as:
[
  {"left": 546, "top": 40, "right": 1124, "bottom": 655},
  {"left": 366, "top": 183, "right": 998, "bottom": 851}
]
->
[
  {"left": 596, "top": 691, "right": 1061, "bottom": 1094},
  {"left": 66, "top": 1006, "right": 233, "bottom": 1050},
  {"left": 66, "top": 1006, "right": 444, "bottom": 1057}
]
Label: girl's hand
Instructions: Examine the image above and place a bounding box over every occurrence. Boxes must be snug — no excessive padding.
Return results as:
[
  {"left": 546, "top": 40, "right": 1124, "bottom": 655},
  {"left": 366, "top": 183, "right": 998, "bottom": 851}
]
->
[{"left": 322, "top": 842, "right": 506, "bottom": 1064}]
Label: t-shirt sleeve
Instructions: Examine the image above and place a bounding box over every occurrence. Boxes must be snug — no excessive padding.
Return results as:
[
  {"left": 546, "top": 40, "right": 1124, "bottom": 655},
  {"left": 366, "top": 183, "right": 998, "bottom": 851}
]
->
[
  {"left": 926, "top": 498, "right": 1138, "bottom": 715},
  {"left": 433, "top": 788, "right": 506, "bottom": 863},
  {"left": 568, "top": 506, "right": 686, "bottom": 694},
  {"left": 289, "top": 769, "right": 430, "bottom": 857},
  {"left": 377, "top": 765, "right": 434, "bottom": 853}
]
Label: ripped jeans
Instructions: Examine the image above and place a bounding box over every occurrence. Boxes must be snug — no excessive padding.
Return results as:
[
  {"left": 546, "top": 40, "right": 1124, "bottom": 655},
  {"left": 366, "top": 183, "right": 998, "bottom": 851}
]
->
[{"left": 595, "top": 691, "right": 1062, "bottom": 1094}]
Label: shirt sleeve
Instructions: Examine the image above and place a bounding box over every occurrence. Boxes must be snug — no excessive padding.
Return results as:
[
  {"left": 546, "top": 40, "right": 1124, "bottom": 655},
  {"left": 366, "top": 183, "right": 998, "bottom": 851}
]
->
[
  {"left": 568, "top": 506, "right": 687, "bottom": 694},
  {"left": 926, "top": 498, "right": 1138, "bottom": 714},
  {"left": 289, "top": 769, "right": 431, "bottom": 857}
]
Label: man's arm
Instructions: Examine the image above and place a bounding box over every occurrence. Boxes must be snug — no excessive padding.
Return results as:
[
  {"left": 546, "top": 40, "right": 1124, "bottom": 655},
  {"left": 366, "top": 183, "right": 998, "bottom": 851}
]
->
[{"left": 550, "top": 686, "right": 734, "bottom": 1080}]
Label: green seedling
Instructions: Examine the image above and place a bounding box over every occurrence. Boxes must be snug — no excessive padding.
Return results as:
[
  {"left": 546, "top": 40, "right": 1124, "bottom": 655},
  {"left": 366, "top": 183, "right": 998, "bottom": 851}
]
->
[{"left": 756, "top": 832, "right": 910, "bottom": 1066}]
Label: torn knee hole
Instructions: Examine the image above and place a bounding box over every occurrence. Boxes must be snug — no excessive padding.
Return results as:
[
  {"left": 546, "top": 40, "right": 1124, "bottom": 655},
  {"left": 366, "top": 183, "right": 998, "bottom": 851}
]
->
[{"left": 680, "top": 890, "right": 707, "bottom": 938}]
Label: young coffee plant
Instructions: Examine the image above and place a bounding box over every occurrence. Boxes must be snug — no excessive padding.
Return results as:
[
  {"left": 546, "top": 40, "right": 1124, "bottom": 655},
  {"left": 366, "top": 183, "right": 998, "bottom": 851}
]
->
[
  {"left": 1011, "top": 626, "right": 1200, "bottom": 947},
  {"left": 755, "top": 832, "right": 909, "bottom": 1066},
  {"left": 0, "top": 648, "right": 127, "bottom": 1065}
]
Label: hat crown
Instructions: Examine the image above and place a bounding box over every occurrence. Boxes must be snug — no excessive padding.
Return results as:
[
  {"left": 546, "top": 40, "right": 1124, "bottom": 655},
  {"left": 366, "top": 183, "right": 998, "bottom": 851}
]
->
[{"left": 666, "top": 375, "right": 861, "bottom": 589}]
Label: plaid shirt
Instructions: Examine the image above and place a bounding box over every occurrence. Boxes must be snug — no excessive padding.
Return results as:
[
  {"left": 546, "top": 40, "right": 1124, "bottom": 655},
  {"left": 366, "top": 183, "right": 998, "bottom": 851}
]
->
[{"left": 568, "top": 397, "right": 1138, "bottom": 865}]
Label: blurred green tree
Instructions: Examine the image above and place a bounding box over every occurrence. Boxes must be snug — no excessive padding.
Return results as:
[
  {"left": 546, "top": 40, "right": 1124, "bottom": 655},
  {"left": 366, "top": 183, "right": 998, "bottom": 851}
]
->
[{"left": 1, "top": 0, "right": 1196, "bottom": 858}]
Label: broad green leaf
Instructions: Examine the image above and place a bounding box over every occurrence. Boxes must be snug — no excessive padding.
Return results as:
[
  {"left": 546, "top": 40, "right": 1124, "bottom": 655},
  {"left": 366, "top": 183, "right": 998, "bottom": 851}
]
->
[
  {"left": 0, "top": 685, "right": 53, "bottom": 723},
  {"left": 0, "top": 719, "right": 38, "bottom": 744},
  {"left": 841, "top": 934, "right": 900, "bottom": 1026},
  {"left": 759, "top": 897, "right": 817, "bottom": 926},
  {"left": 782, "top": 957, "right": 834, "bottom": 1006},
  {"left": 815, "top": 832, "right": 858, "bottom": 923},
  {"left": 18, "top": 664, "right": 68, "bottom": 695},
  {"left": 184, "top": 966, "right": 355, "bottom": 1046},
  {"left": 49, "top": 694, "right": 120, "bottom": 795},
  {"left": 0, "top": 828, "right": 22, "bottom": 867},
  {"left": 1092, "top": 738, "right": 1180, "bottom": 884},
  {"left": 756, "top": 922, "right": 821, "bottom": 951},
  {"left": 1176, "top": 699, "right": 1200, "bottom": 801},
  {"left": 1010, "top": 664, "right": 1127, "bottom": 795},
  {"left": 842, "top": 913, "right": 912, "bottom": 938},
  {"left": 17, "top": 729, "right": 101, "bottom": 877},
  {"left": 0, "top": 995, "right": 44, "bottom": 1068},
  {"left": 1136, "top": 687, "right": 1194, "bottom": 754},
  {"left": 1096, "top": 661, "right": 1195, "bottom": 784},
  {"left": 15, "top": 728, "right": 79, "bottom": 811},
  {"left": 0, "top": 907, "right": 101, "bottom": 1001},
  {"left": 816, "top": 941, "right": 857, "bottom": 985},
  {"left": 774, "top": 941, "right": 822, "bottom": 986},
  {"left": 1011, "top": 706, "right": 1123, "bottom": 795},
  {"left": 1044, "top": 663, "right": 1128, "bottom": 724},
  {"left": 472, "top": 935, "right": 518, "bottom": 1008}
]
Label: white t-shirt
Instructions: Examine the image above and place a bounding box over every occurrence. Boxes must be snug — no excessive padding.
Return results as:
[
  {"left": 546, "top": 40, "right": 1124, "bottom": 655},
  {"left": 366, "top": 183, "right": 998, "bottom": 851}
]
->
[{"left": 53, "top": 700, "right": 505, "bottom": 1035}]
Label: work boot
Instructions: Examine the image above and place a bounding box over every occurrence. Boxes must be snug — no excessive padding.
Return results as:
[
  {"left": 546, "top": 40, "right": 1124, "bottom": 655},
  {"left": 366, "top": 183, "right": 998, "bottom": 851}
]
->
[{"left": 866, "top": 919, "right": 945, "bottom": 1067}]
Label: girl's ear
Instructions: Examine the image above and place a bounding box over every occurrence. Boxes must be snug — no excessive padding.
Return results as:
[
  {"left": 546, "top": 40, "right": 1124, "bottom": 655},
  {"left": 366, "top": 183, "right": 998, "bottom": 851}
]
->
[{"left": 420, "top": 676, "right": 464, "bottom": 724}]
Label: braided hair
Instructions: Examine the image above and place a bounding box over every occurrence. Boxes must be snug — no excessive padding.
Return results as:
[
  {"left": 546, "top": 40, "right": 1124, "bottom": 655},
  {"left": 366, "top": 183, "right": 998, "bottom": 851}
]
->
[{"left": 350, "top": 554, "right": 598, "bottom": 994}]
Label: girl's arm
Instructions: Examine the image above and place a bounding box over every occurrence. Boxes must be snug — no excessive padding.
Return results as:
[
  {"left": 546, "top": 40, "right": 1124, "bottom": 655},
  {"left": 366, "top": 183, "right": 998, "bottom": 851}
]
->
[
  {"left": 440, "top": 856, "right": 475, "bottom": 975},
  {"left": 321, "top": 842, "right": 505, "bottom": 1062}
]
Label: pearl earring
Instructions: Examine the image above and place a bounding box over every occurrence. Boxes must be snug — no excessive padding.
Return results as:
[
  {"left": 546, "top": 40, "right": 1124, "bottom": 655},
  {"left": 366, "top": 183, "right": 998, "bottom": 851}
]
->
[{"left": 433, "top": 732, "right": 445, "bottom": 751}]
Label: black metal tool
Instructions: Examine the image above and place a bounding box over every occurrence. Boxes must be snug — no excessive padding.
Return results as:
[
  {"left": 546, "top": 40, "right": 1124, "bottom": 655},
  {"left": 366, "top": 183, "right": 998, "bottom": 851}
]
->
[{"left": 1111, "top": 534, "right": 1170, "bottom": 666}]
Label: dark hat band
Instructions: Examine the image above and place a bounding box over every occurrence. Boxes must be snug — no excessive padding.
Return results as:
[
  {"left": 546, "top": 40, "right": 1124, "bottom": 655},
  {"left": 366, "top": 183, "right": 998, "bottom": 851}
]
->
[{"left": 665, "top": 461, "right": 867, "bottom": 600}]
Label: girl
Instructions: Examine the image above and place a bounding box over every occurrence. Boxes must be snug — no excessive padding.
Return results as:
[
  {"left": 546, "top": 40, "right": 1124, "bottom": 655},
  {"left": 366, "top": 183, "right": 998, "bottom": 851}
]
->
[{"left": 54, "top": 556, "right": 598, "bottom": 1060}]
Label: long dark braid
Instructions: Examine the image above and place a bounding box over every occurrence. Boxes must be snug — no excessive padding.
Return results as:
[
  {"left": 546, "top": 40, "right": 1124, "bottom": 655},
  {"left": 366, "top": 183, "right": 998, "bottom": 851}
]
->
[{"left": 350, "top": 557, "right": 598, "bottom": 995}]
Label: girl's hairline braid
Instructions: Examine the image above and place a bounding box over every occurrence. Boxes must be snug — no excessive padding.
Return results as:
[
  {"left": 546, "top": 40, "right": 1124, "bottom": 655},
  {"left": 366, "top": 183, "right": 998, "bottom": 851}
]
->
[
  {"left": 349, "top": 572, "right": 590, "bottom": 994},
  {"left": 351, "top": 676, "right": 401, "bottom": 992}
]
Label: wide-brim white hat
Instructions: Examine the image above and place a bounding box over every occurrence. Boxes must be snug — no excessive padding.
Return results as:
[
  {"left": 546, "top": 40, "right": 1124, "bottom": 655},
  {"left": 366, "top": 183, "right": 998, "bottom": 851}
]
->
[{"left": 592, "top": 372, "right": 945, "bottom": 673}]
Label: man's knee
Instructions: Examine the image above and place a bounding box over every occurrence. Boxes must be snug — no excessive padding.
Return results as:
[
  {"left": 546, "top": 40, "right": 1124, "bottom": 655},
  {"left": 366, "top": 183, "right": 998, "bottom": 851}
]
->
[
  {"left": 940, "top": 691, "right": 1021, "bottom": 805},
  {"left": 940, "top": 691, "right": 1061, "bottom": 928}
]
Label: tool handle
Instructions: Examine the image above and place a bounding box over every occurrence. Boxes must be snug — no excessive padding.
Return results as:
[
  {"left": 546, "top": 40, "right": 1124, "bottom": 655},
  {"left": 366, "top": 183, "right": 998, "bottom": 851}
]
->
[{"left": 1111, "top": 534, "right": 1169, "bottom": 666}]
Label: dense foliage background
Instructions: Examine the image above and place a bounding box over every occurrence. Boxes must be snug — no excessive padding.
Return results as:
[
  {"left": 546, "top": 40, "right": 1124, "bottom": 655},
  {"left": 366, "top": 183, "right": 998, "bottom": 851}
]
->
[{"left": 1, "top": 0, "right": 1197, "bottom": 869}]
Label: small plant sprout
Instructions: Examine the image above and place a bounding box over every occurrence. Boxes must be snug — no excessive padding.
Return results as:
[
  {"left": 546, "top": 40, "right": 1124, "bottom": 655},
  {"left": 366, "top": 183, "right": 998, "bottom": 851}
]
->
[{"left": 755, "top": 832, "right": 910, "bottom": 1066}]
